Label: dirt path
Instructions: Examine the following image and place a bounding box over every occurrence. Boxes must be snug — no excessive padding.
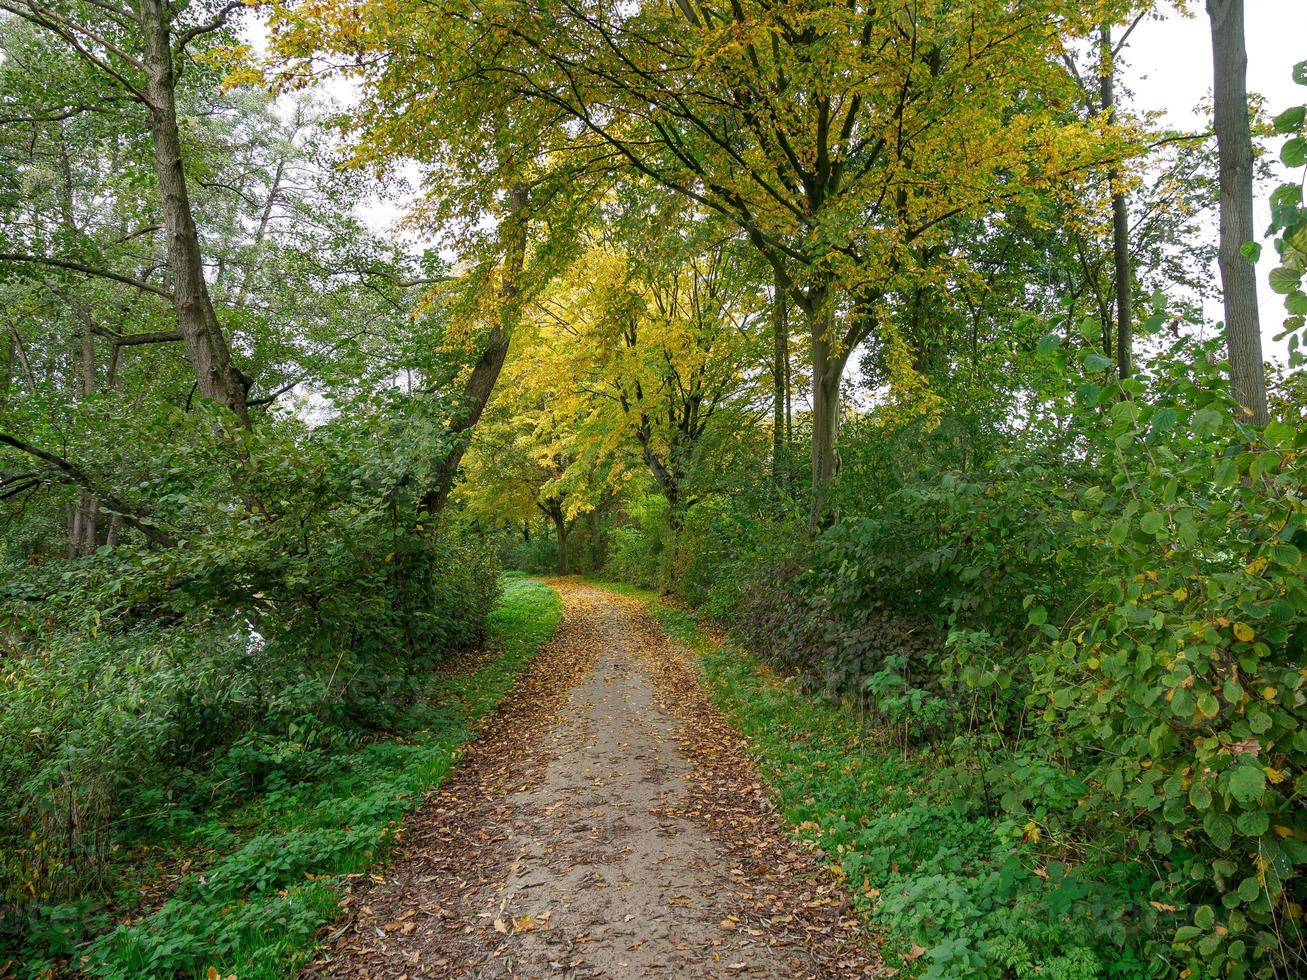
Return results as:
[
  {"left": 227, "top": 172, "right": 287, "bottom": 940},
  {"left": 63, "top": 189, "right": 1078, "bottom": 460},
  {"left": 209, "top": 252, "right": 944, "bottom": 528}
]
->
[{"left": 307, "top": 583, "right": 882, "bottom": 978}]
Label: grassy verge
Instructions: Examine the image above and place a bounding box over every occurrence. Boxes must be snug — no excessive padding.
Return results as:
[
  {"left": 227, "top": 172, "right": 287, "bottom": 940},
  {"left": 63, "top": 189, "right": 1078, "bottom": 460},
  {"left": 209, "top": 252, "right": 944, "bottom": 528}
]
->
[
  {"left": 15, "top": 577, "right": 562, "bottom": 980},
  {"left": 607, "top": 586, "right": 1150, "bottom": 980}
]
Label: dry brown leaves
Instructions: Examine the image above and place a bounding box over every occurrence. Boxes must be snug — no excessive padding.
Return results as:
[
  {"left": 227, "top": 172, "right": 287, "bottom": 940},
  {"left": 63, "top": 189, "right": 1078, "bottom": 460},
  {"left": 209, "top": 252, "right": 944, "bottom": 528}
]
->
[
  {"left": 612, "top": 592, "right": 885, "bottom": 978},
  {"left": 302, "top": 582, "right": 884, "bottom": 979}
]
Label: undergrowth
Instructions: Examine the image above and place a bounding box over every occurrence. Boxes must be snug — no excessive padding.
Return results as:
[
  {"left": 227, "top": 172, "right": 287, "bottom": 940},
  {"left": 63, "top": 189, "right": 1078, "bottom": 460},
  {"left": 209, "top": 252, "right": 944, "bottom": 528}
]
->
[
  {"left": 3, "top": 577, "right": 562, "bottom": 979},
  {"left": 637, "top": 593, "right": 1158, "bottom": 980}
]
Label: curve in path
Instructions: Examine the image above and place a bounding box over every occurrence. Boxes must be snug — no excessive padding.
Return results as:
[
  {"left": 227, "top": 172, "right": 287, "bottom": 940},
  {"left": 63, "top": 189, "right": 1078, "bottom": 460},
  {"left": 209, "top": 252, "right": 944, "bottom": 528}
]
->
[{"left": 307, "top": 582, "right": 883, "bottom": 978}]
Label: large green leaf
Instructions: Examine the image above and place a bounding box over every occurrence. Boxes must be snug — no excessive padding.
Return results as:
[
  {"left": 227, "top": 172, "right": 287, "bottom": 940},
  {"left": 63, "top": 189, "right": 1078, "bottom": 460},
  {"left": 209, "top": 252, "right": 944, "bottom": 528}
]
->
[{"left": 1227, "top": 765, "right": 1265, "bottom": 804}]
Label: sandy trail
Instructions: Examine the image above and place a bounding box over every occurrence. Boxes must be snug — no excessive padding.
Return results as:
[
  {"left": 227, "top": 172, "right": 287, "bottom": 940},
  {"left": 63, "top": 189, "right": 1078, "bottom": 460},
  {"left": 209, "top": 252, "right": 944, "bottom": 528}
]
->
[{"left": 308, "top": 583, "right": 880, "bottom": 978}]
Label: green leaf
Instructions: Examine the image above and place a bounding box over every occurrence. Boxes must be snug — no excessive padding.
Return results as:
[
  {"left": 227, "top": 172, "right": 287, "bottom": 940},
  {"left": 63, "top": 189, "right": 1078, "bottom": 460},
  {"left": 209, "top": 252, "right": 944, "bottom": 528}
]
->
[
  {"left": 1197, "top": 692, "right": 1220, "bottom": 718},
  {"left": 1237, "top": 876, "right": 1261, "bottom": 903},
  {"left": 1170, "top": 687, "right": 1195, "bottom": 719},
  {"left": 1194, "top": 905, "right": 1215, "bottom": 929},
  {"left": 1081, "top": 351, "right": 1113, "bottom": 372},
  {"left": 1287, "top": 291, "right": 1307, "bottom": 315},
  {"left": 1189, "top": 780, "right": 1212, "bottom": 810},
  {"left": 1036, "top": 333, "right": 1062, "bottom": 356},
  {"left": 1028, "top": 605, "right": 1048, "bottom": 627},
  {"left": 1204, "top": 811, "right": 1233, "bottom": 850},
  {"left": 1227, "top": 765, "right": 1265, "bottom": 804},
  {"left": 1140, "top": 511, "right": 1165, "bottom": 535},
  {"left": 1282, "top": 137, "right": 1307, "bottom": 168},
  {"left": 1240, "top": 240, "right": 1262, "bottom": 263},
  {"left": 1214, "top": 456, "right": 1239, "bottom": 488},
  {"left": 1104, "top": 768, "right": 1124, "bottom": 796},
  {"left": 1151, "top": 407, "right": 1178, "bottom": 433},
  {"left": 1273, "top": 105, "right": 1306, "bottom": 134},
  {"left": 1269, "top": 266, "right": 1300, "bottom": 295},
  {"left": 1270, "top": 542, "right": 1302, "bottom": 567},
  {"left": 1263, "top": 419, "right": 1296, "bottom": 448},
  {"left": 1236, "top": 809, "right": 1269, "bottom": 837},
  {"left": 1192, "top": 408, "right": 1224, "bottom": 438},
  {"left": 1108, "top": 518, "right": 1129, "bottom": 545},
  {"left": 1290, "top": 222, "right": 1307, "bottom": 253},
  {"left": 1294, "top": 60, "right": 1307, "bottom": 86}
]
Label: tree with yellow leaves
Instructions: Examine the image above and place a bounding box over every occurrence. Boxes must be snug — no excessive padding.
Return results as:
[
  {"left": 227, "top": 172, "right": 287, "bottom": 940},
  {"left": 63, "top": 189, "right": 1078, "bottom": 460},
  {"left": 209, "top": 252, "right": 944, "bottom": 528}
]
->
[
  {"left": 270, "top": 0, "right": 1131, "bottom": 525},
  {"left": 509, "top": 232, "right": 770, "bottom": 529}
]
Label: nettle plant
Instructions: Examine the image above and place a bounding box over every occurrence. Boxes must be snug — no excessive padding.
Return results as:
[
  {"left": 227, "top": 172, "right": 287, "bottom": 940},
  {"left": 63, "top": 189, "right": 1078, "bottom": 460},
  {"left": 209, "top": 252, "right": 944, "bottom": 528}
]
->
[{"left": 1029, "top": 325, "right": 1306, "bottom": 976}]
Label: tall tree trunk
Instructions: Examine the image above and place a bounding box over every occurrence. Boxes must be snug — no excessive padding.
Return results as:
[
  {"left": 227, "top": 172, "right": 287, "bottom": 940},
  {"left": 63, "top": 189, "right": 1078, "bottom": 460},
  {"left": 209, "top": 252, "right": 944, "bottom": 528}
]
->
[
  {"left": 1, "top": 327, "right": 11, "bottom": 406},
  {"left": 545, "top": 505, "right": 568, "bottom": 575},
  {"left": 784, "top": 330, "right": 793, "bottom": 450},
  {"left": 80, "top": 497, "right": 100, "bottom": 554},
  {"left": 587, "top": 507, "right": 606, "bottom": 571},
  {"left": 636, "top": 429, "right": 681, "bottom": 524},
  {"left": 1207, "top": 0, "right": 1269, "bottom": 424},
  {"left": 419, "top": 183, "right": 529, "bottom": 516},
  {"left": 772, "top": 275, "right": 788, "bottom": 486},
  {"left": 1100, "top": 24, "right": 1133, "bottom": 381},
  {"left": 138, "top": 0, "right": 250, "bottom": 425},
  {"left": 71, "top": 312, "right": 98, "bottom": 555},
  {"left": 807, "top": 302, "right": 847, "bottom": 531},
  {"left": 7, "top": 321, "right": 35, "bottom": 393},
  {"left": 67, "top": 504, "right": 81, "bottom": 559}
]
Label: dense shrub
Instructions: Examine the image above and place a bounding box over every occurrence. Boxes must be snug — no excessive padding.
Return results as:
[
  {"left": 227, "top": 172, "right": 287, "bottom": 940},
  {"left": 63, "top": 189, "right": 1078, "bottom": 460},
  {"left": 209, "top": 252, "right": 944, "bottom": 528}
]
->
[
  {"left": 607, "top": 331, "right": 1306, "bottom": 975},
  {"left": 2, "top": 578, "right": 560, "bottom": 977},
  {"left": 0, "top": 401, "right": 500, "bottom": 915},
  {"left": 0, "top": 527, "right": 496, "bottom": 906},
  {"left": 497, "top": 530, "right": 562, "bottom": 574},
  {"left": 605, "top": 494, "right": 673, "bottom": 589}
]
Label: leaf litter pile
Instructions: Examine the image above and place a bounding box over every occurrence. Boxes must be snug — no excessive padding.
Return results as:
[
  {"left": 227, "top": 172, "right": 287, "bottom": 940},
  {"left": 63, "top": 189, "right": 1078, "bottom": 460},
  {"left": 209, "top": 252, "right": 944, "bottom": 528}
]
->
[{"left": 307, "top": 582, "right": 883, "bottom": 978}]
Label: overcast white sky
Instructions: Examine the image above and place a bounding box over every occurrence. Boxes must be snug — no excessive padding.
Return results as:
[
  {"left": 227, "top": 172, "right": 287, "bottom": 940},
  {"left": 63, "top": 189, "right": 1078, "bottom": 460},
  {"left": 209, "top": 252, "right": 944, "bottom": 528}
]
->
[{"left": 1126, "top": 2, "right": 1306, "bottom": 361}]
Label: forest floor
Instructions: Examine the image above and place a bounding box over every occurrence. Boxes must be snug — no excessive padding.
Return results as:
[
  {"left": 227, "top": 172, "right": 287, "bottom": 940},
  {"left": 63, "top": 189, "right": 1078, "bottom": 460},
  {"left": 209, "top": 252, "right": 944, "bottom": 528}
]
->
[{"left": 304, "top": 581, "right": 883, "bottom": 979}]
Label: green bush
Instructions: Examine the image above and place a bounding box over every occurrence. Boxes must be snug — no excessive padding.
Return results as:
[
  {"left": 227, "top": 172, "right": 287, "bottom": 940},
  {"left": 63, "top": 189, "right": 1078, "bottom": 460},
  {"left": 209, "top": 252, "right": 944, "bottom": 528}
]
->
[
  {"left": 605, "top": 494, "right": 672, "bottom": 588},
  {"left": 0, "top": 528, "right": 497, "bottom": 908},
  {"left": 2, "top": 577, "right": 561, "bottom": 977},
  {"left": 638, "top": 329, "right": 1305, "bottom": 976},
  {"left": 0, "top": 401, "right": 501, "bottom": 923}
]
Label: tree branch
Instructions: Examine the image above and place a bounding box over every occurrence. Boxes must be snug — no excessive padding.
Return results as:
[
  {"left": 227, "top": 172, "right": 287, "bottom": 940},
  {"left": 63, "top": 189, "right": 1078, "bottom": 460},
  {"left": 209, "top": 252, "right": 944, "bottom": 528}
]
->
[
  {"left": 0, "top": 253, "right": 173, "bottom": 299},
  {"left": 0, "top": 433, "right": 177, "bottom": 548}
]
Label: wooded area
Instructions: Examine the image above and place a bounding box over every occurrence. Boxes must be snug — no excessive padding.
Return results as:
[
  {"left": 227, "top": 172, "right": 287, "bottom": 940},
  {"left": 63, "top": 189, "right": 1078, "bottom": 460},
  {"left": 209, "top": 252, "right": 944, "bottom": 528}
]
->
[{"left": 1, "top": 0, "right": 1304, "bottom": 977}]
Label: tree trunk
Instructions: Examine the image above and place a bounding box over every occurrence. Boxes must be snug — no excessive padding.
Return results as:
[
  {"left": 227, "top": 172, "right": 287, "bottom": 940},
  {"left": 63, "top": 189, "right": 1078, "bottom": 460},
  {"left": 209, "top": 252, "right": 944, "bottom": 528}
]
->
[
  {"left": 1207, "top": 0, "right": 1269, "bottom": 424},
  {"left": 1100, "top": 24, "right": 1133, "bottom": 381},
  {"left": 807, "top": 304, "right": 847, "bottom": 531},
  {"left": 137, "top": 0, "right": 250, "bottom": 426},
  {"left": 772, "top": 275, "right": 788, "bottom": 486},
  {"left": 784, "top": 330, "right": 793, "bottom": 449},
  {"left": 80, "top": 495, "right": 100, "bottom": 554},
  {"left": 588, "top": 508, "right": 605, "bottom": 571},
  {"left": 419, "top": 183, "right": 529, "bottom": 516},
  {"left": 2, "top": 327, "right": 10, "bottom": 406},
  {"left": 552, "top": 512, "right": 568, "bottom": 575},
  {"left": 69, "top": 311, "right": 98, "bottom": 556}
]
